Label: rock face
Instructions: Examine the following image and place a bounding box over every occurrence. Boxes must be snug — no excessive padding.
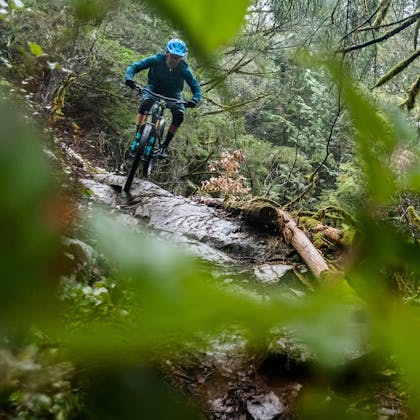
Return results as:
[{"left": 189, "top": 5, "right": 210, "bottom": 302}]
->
[
  {"left": 246, "top": 392, "right": 286, "bottom": 420},
  {"left": 81, "top": 174, "right": 295, "bottom": 285},
  {"left": 253, "top": 264, "right": 294, "bottom": 284}
]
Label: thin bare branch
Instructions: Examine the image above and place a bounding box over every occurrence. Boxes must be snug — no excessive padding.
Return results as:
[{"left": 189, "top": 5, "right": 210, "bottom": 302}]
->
[
  {"left": 340, "top": 3, "right": 382, "bottom": 41},
  {"left": 357, "top": 10, "right": 420, "bottom": 32},
  {"left": 371, "top": 0, "right": 392, "bottom": 28},
  {"left": 201, "top": 93, "right": 272, "bottom": 116},
  {"left": 339, "top": 13, "right": 420, "bottom": 53},
  {"left": 201, "top": 56, "right": 255, "bottom": 92},
  {"left": 74, "top": 82, "right": 128, "bottom": 101},
  {"left": 415, "top": 18, "right": 420, "bottom": 49},
  {"left": 180, "top": 151, "right": 214, "bottom": 179}
]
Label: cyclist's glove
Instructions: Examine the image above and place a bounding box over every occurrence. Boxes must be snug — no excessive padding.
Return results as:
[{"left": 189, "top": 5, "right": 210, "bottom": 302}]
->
[
  {"left": 125, "top": 79, "right": 136, "bottom": 89},
  {"left": 186, "top": 99, "right": 198, "bottom": 108}
]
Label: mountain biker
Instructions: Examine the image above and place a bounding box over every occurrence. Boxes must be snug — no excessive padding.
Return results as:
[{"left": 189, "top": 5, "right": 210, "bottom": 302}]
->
[{"left": 124, "top": 38, "right": 202, "bottom": 158}]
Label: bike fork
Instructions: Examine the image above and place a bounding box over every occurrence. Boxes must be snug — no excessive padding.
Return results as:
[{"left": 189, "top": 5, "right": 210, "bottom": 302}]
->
[
  {"left": 145, "top": 136, "right": 155, "bottom": 157},
  {"left": 145, "top": 131, "right": 160, "bottom": 158},
  {"left": 130, "top": 127, "right": 143, "bottom": 156}
]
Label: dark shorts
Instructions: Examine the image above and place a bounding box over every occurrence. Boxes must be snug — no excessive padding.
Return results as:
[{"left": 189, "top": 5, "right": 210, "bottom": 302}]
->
[{"left": 139, "top": 90, "right": 185, "bottom": 127}]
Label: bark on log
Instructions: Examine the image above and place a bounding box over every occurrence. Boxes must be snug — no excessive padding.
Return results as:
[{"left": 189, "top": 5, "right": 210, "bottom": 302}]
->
[
  {"left": 240, "top": 200, "right": 330, "bottom": 278},
  {"left": 310, "top": 223, "right": 344, "bottom": 246},
  {"left": 240, "top": 201, "right": 279, "bottom": 230}
]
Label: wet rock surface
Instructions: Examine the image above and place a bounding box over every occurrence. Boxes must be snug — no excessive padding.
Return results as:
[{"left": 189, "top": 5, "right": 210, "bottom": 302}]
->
[
  {"left": 165, "top": 336, "right": 302, "bottom": 420},
  {"left": 253, "top": 264, "right": 294, "bottom": 285},
  {"left": 81, "top": 174, "right": 297, "bottom": 285},
  {"left": 246, "top": 392, "right": 286, "bottom": 420}
]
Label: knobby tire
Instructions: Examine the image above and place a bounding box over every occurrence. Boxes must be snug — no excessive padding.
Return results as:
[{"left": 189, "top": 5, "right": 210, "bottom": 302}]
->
[{"left": 123, "top": 124, "right": 152, "bottom": 192}]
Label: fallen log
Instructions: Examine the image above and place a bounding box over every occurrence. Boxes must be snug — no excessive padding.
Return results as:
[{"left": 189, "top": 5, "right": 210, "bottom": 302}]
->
[
  {"left": 277, "top": 209, "right": 329, "bottom": 278},
  {"left": 240, "top": 199, "right": 329, "bottom": 278},
  {"left": 310, "top": 223, "right": 343, "bottom": 247},
  {"left": 240, "top": 201, "right": 279, "bottom": 230}
]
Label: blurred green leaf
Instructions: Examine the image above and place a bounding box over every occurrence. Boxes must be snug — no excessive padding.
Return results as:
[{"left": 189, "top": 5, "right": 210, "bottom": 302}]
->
[
  {"left": 374, "top": 303, "right": 420, "bottom": 414},
  {"left": 27, "top": 41, "right": 44, "bottom": 57},
  {"left": 71, "top": 0, "right": 116, "bottom": 22},
  {"left": 83, "top": 367, "right": 200, "bottom": 420},
  {"left": 146, "top": 0, "right": 250, "bottom": 56},
  {"left": 0, "top": 100, "right": 63, "bottom": 332},
  {"left": 58, "top": 210, "right": 368, "bottom": 371},
  {"left": 407, "top": 168, "right": 420, "bottom": 190},
  {"left": 297, "top": 389, "right": 372, "bottom": 420}
]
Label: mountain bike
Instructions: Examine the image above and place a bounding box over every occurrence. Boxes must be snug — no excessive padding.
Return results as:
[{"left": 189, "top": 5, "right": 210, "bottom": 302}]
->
[{"left": 122, "top": 85, "right": 186, "bottom": 192}]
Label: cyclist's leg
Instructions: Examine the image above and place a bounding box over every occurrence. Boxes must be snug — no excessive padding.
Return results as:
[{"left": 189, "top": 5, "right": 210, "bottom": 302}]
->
[
  {"left": 159, "top": 104, "right": 185, "bottom": 157},
  {"left": 137, "top": 95, "right": 154, "bottom": 129},
  {"left": 137, "top": 114, "right": 147, "bottom": 127},
  {"left": 130, "top": 95, "right": 154, "bottom": 156}
]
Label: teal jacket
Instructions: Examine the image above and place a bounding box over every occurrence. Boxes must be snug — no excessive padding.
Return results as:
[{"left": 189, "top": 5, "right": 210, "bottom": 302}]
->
[{"left": 125, "top": 53, "right": 202, "bottom": 102}]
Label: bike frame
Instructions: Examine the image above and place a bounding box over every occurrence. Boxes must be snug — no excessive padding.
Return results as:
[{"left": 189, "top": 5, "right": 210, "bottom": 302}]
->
[{"left": 122, "top": 86, "right": 185, "bottom": 192}]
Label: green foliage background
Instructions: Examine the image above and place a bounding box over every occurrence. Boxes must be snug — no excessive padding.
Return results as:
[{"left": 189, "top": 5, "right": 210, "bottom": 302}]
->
[{"left": 0, "top": 0, "right": 419, "bottom": 418}]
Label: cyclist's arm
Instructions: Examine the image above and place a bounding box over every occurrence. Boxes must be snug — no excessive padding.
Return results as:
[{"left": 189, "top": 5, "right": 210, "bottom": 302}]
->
[
  {"left": 124, "top": 54, "right": 161, "bottom": 81},
  {"left": 183, "top": 67, "right": 202, "bottom": 103}
]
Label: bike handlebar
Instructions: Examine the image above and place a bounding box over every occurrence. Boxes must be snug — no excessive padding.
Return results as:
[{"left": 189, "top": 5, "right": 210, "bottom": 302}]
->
[{"left": 134, "top": 84, "right": 186, "bottom": 106}]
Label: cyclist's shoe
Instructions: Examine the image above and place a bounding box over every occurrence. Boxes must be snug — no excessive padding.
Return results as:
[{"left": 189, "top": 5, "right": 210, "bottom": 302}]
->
[{"left": 158, "top": 145, "right": 169, "bottom": 159}]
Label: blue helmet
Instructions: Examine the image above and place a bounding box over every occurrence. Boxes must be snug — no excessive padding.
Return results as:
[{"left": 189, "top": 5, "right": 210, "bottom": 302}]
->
[{"left": 166, "top": 38, "right": 187, "bottom": 57}]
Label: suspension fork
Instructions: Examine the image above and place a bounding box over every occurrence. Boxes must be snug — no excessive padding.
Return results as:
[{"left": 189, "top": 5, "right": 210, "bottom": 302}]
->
[
  {"left": 143, "top": 122, "right": 158, "bottom": 158},
  {"left": 151, "top": 101, "right": 165, "bottom": 147}
]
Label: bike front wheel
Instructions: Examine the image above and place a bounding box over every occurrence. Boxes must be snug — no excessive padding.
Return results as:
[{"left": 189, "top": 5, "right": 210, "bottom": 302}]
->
[
  {"left": 122, "top": 124, "right": 152, "bottom": 192},
  {"left": 142, "top": 154, "right": 157, "bottom": 177}
]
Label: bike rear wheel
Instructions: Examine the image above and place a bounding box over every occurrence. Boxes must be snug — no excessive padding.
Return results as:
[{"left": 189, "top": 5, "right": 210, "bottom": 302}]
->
[{"left": 122, "top": 124, "right": 152, "bottom": 192}]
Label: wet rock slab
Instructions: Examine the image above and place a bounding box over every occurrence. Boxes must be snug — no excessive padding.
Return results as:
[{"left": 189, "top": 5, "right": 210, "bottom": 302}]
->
[
  {"left": 253, "top": 263, "right": 294, "bottom": 284},
  {"left": 82, "top": 174, "right": 293, "bottom": 268},
  {"left": 246, "top": 392, "right": 286, "bottom": 420}
]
